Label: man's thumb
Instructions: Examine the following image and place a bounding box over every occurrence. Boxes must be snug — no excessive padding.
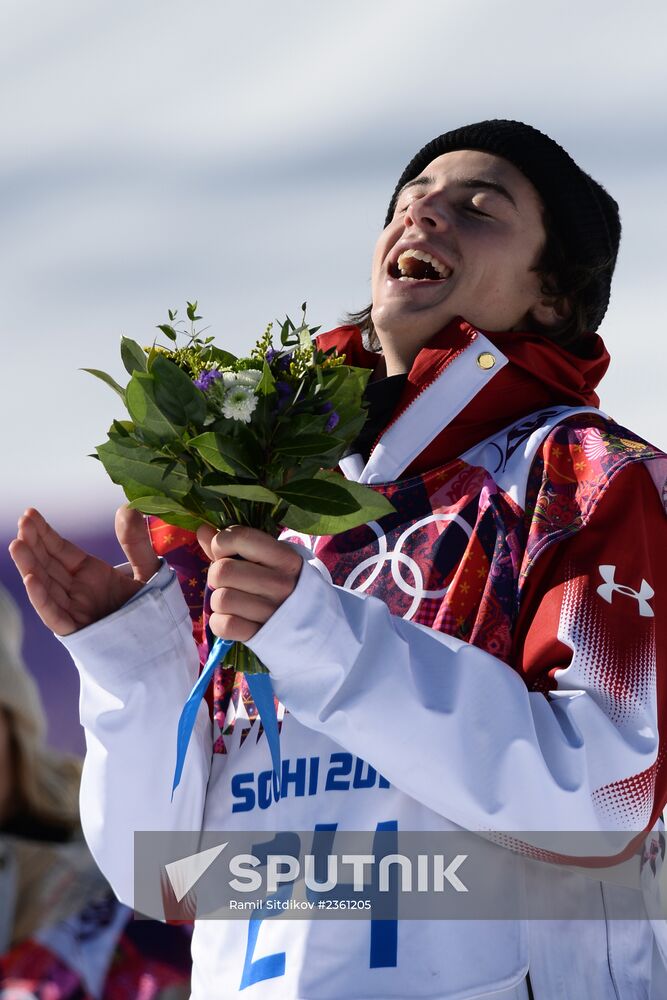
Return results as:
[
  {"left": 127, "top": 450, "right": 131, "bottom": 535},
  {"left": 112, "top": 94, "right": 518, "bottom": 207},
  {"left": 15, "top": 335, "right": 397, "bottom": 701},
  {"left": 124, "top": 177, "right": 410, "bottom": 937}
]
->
[
  {"left": 114, "top": 506, "right": 160, "bottom": 583},
  {"left": 196, "top": 523, "right": 216, "bottom": 561}
]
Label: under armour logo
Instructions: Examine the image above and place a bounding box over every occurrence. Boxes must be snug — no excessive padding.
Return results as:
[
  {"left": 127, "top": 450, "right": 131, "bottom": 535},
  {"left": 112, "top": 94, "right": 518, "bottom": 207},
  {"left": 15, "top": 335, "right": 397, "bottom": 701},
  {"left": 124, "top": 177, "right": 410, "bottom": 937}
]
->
[{"left": 596, "top": 565, "right": 655, "bottom": 617}]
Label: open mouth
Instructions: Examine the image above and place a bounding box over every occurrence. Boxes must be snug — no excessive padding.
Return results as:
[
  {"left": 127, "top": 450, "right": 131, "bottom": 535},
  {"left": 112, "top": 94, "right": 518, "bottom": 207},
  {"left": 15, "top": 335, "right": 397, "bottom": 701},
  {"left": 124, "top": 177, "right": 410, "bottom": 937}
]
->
[{"left": 390, "top": 248, "right": 453, "bottom": 282}]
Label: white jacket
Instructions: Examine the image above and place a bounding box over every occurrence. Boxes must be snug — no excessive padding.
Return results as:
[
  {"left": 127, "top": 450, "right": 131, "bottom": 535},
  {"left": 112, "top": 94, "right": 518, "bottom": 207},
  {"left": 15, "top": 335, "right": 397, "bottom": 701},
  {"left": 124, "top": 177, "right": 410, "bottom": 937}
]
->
[{"left": 62, "top": 333, "right": 667, "bottom": 998}]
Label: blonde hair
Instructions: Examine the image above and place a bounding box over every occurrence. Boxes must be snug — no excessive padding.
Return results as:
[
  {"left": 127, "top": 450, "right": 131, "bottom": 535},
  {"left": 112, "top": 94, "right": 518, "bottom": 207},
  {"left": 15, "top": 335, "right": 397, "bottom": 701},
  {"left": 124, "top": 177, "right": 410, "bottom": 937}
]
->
[{"left": 0, "top": 585, "right": 82, "bottom": 836}]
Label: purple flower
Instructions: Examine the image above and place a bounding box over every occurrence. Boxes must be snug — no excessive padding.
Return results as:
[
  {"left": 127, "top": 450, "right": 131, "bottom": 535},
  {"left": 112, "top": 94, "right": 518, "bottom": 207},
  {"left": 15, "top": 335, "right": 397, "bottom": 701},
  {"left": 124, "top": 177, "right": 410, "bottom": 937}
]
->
[
  {"left": 319, "top": 401, "right": 333, "bottom": 413},
  {"left": 193, "top": 369, "right": 222, "bottom": 392},
  {"left": 266, "top": 348, "right": 292, "bottom": 371},
  {"left": 325, "top": 410, "right": 340, "bottom": 432},
  {"left": 275, "top": 380, "right": 293, "bottom": 411}
]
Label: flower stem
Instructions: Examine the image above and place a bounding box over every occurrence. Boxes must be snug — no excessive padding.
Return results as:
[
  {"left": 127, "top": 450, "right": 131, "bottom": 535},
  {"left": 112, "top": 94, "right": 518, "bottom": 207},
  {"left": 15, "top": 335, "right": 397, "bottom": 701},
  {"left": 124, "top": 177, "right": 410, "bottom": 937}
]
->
[{"left": 225, "top": 642, "right": 269, "bottom": 674}]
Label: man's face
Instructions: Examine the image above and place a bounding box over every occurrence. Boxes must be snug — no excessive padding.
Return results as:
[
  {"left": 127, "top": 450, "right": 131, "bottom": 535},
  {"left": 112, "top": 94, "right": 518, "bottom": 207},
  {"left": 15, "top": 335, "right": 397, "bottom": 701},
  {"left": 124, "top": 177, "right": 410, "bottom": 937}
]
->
[{"left": 371, "top": 149, "right": 549, "bottom": 351}]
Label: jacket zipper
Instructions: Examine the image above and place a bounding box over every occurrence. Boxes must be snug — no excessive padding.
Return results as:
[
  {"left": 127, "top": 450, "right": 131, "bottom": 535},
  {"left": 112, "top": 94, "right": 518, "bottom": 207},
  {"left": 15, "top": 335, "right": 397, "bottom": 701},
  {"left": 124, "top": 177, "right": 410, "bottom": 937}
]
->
[{"left": 366, "top": 331, "right": 479, "bottom": 459}]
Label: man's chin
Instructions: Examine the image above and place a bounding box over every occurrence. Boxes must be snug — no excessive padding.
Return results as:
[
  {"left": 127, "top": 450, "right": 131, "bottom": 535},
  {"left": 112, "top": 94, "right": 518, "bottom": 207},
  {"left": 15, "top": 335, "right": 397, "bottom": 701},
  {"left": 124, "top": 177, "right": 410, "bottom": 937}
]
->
[{"left": 372, "top": 305, "right": 457, "bottom": 344}]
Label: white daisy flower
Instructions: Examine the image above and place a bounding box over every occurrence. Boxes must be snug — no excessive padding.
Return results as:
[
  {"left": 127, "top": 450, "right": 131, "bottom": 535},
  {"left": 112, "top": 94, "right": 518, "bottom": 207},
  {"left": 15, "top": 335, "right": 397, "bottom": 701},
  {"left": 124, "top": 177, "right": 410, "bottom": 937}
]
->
[
  {"left": 235, "top": 368, "right": 262, "bottom": 386},
  {"left": 219, "top": 368, "right": 261, "bottom": 389},
  {"left": 221, "top": 385, "right": 258, "bottom": 423}
]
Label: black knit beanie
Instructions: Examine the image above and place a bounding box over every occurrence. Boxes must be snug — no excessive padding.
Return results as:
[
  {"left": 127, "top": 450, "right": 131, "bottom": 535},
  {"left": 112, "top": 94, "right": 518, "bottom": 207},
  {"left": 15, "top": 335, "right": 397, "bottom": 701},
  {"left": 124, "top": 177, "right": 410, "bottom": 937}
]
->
[{"left": 385, "top": 120, "right": 621, "bottom": 333}]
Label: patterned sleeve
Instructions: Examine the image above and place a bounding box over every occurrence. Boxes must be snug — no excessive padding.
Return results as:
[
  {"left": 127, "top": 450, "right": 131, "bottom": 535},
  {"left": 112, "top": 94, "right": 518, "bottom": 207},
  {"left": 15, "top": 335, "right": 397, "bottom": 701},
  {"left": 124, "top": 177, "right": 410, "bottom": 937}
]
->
[
  {"left": 147, "top": 519, "right": 210, "bottom": 655},
  {"left": 146, "top": 518, "right": 237, "bottom": 733},
  {"left": 512, "top": 458, "right": 667, "bottom": 833}
]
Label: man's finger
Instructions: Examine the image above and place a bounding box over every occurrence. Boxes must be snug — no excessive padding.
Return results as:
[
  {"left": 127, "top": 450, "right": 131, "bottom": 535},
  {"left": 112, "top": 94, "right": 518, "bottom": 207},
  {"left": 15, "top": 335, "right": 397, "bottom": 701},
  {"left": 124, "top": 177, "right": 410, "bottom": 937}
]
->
[
  {"left": 9, "top": 535, "right": 39, "bottom": 580},
  {"left": 207, "top": 557, "right": 294, "bottom": 602},
  {"left": 208, "top": 612, "right": 257, "bottom": 644},
  {"left": 10, "top": 537, "right": 72, "bottom": 609},
  {"left": 23, "top": 572, "right": 76, "bottom": 636},
  {"left": 114, "top": 506, "right": 160, "bottom": 583},
  {"left": 19, "top": 508, "right": 87, "bottom": 576},
  {"left": 209, "top": 586, "right": 277, "bottom": 625},
  {"left": 10, "top": 538, "right": 58, "bottom": 597},
  {"left": 207, "top": 525, "right": 303, "bottom": 575},
  {"left": 9, "top": 540, "right": 76, "bottom": 635},
  {"left": 15, "top": 516, "right": 74, "bottom": 593}
]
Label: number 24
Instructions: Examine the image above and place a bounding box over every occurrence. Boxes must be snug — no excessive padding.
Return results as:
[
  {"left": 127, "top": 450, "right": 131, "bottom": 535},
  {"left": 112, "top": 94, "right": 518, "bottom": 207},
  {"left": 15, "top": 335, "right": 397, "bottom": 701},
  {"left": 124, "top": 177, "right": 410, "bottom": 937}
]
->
[{"left": 240, "top": 821, "right": 398, "bottom": 990}]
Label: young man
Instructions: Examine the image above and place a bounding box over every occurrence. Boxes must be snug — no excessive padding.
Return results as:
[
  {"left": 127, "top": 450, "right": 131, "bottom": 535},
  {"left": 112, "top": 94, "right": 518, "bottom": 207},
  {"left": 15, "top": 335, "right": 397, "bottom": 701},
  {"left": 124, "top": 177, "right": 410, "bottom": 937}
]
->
[{"left": 10, "top": 120, "right": 667, "bottom": 998}]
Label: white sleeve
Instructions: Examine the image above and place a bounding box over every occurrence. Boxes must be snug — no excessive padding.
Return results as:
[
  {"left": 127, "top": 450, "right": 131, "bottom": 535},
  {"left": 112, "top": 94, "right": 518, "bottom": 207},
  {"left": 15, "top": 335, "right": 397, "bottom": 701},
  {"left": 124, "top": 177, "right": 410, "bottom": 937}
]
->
[
  {"left": 59, "top": 562, "right": 213, "bottom": 907},
  {"left": 246, "top": 559, "right": 658, "bottom": 838}
]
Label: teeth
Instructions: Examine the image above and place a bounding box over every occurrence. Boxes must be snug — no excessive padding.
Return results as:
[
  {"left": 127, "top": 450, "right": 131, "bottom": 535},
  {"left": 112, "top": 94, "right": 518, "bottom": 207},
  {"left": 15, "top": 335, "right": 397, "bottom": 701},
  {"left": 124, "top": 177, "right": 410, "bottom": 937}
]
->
[{"left": 397, "top": 248, "right": 452, "bottom": 279}]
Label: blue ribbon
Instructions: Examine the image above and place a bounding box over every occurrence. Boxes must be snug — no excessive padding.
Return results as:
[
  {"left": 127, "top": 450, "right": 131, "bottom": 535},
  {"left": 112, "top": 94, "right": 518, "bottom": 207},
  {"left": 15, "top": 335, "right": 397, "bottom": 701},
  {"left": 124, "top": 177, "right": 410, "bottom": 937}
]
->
[
  {"left": 246, "top": 673, "right": 281, "bottom": 800},
  {"left": 171, "top": 636, "right": 281, "bottom": 801},
  {"left": 171, "top": 635, "right": 232, "bottom": 799}
]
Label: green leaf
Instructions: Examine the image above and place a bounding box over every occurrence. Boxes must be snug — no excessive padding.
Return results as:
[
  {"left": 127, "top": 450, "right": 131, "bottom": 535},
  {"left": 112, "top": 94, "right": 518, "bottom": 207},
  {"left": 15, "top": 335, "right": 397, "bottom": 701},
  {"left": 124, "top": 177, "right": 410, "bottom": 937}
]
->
[
  {"left": 126, "top": 496, "right": 207, "bottom": 531},
  {"left": 274, "top": 433, "right": 345, "bottom": 457},
  {"left": 189, "top": 432, "right": 258, "bottom": 477},
  {"left": 204, "top": 482, "right": 280, "bottom": 504},
  {"left": 81, "top": 368, "right": 127, "bottom": 402},
  {"left": 151, "top": 355, "right": 207, "bottom": 425},
  {"left": 125, "top": 372, "right": 185, "bottom": 443},
  {"left": 322, "top": 365, "right": 370, "bottom": 409},
  {"left": 120, "top": 337, "right": 148, "bottom": 376},
  {"left": 96, "top": 437, "right": 192, "bottom": 499},
  {"left": 280, "top": 318, "right": 294, "bottom": 345},
  {"left": 109, "top": 419, "right": 132, "bottom": 440},
  {"left": 256, "top": 359, "right": 276, "bottom": 396},
  {"left": 156, "top": 323, "right": 177, "bottom": 341},
  {"left": 127, "top": 494, "right": 191, "bottom": 515},
  {"left": 280, "top": 473, "right": 396, "bottom": 534},
  {"left": 318, "top": 366, "right": 372, "bottom": 442},
  {"left": 273, "top": 412, "right": 322, "bottom": 438},
  {"left": 189, "top": 432, "right": 236, "bottom": 473},
  {"left": 202, "top": 345, "right": 237, "bottom": 368},
  {"left": 145, "top": 345, "right": 162, "bottom": 369},
  {"left": 298, "top": 325, "right": 312, "bottom": 352},
  {"left": 275, "top": 476, "right": 360, "bottom": 515}
]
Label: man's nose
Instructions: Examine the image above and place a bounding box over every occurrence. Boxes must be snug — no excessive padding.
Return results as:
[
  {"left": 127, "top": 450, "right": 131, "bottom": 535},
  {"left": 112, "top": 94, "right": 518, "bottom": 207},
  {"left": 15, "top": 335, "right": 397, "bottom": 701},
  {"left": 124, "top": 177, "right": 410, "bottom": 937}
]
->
[{"left": 403, "top": 193, "right": 451, "bottom": 231}]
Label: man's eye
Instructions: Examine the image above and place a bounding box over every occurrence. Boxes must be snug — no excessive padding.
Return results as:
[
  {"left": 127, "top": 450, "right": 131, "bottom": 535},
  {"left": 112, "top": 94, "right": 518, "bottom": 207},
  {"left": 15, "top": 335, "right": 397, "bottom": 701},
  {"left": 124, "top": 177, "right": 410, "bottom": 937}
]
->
[{"left": 465, "top": 204, "right": 490, "bottom": 218}]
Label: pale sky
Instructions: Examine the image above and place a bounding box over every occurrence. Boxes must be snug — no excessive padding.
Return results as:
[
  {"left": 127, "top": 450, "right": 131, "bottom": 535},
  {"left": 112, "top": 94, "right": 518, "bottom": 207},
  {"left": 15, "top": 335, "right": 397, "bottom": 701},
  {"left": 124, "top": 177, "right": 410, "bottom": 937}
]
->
[{"left": 1, "top": 0, "right": 665, "bottom": 533}]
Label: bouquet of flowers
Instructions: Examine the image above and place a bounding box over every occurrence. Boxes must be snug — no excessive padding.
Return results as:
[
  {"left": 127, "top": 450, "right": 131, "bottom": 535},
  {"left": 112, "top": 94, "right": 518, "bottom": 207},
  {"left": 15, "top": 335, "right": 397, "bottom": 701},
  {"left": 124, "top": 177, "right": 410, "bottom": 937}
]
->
[
  {"left": 87, "top": 302, "right": 394, "bottom": 795},
  {"left": 85, "top": 301, "right": 395, "bottom": 678},
  {"left": 87, "top": 301, "right": 393, "bottom": 532}
]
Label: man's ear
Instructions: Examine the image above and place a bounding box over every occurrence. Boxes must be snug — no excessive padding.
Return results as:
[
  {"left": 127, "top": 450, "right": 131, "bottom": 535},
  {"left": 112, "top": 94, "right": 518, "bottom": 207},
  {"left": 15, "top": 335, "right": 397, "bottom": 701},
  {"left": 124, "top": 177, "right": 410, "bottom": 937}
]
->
[{"left": 530, "top": 289, "right": 572, "bottom": 330}]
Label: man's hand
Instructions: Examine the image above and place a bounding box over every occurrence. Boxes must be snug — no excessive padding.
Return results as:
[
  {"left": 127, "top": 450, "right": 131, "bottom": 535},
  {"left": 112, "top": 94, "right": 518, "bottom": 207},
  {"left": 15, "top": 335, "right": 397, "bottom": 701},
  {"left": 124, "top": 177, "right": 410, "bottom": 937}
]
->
[
  {"left": 8, "top": 506, "right": 160, "bottom": 636},
  {"left": 196, "top": 524, "right": 303, "bottom": 643}
]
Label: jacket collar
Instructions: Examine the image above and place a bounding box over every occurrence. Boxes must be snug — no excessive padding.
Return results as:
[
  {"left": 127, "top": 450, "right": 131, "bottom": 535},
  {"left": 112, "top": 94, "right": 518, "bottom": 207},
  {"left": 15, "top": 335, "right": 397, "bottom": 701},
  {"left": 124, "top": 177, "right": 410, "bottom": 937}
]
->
[{"left": 317, "top": 318, "right": 610, "bottom": 483}]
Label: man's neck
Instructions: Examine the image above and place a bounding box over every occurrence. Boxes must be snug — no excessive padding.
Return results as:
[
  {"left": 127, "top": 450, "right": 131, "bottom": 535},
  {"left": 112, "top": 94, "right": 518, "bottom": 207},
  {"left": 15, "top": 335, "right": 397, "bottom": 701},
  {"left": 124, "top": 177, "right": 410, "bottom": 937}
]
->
[
  {"left": 369, "top": 355, "right": 388, "bottom": 382},
  {"left": 373, "top": 322, "right": 441, "bottom": 377},
  {"left": 373, "top": 344, "right": 411, "bottom": 378}
]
